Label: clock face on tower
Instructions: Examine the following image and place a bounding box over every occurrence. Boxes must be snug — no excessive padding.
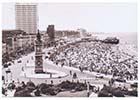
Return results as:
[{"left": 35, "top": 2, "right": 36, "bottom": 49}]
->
[
  {"left": 36, "top": 47, "right": 40, "bottom": 51},
  {"left": 38, "top": 61, "right": 40, "bottom": 65}
]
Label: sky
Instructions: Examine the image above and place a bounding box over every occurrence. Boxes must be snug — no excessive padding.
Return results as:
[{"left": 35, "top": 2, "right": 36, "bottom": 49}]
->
[{"left": 2, "top": 3, "right": 137, "bottom": 32}]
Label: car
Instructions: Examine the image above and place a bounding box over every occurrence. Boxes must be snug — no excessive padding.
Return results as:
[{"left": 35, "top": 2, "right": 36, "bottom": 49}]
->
[
  {"left": 131, "top": 82, "right": 138, "bottom": 88},
  {"left": 70, "top": 89, "right": 76, "bottom": 93},
  {"left": 3, "top": 64, "right": 8, "bottom": 68},
  {"left": 45, "top": 56, "right": 48, "bottom": 59},
  {"left": 8, "top": 62, "right": 12, "bottom": 66},
  {"left": 2, "top": 76, "right": 5, "bottom": 80},
  {"left": 17, "top": 60, "right": 22, "bottom": 63},
  {"left": 115, "top": 78, "right": 126, "bottom": 83},
  {"left": 95, "top": 74, "right": 104, "bottom": 78},
  {"left": 5, "top": 68, "right": 11, "bottom": 73}
]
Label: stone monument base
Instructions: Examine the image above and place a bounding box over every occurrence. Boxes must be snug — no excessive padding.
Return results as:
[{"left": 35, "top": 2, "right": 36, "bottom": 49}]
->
[
  {"left": 35, "top": 67, "right": 45, "bottom": 74},
  {"left": 35, "top": 70, "right": 45, "bottom": 74},
  {"left": 21, "top": 68, "right": 68, "bottom": 79}
]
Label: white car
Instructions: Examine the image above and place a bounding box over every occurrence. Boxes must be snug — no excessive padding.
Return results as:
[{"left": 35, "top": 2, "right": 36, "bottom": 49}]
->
[{"left": 5, "top": 68, "right": 11, "bottom": 73}]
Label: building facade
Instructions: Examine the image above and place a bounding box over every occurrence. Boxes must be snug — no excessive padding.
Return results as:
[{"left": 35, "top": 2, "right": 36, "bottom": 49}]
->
[
  {"left": 77, "top": 28, "right": 87, "bottom": 38},
  {"left": 2, "top": 30, "right": 25, "bottom": 53},
  {"left": 17, "top": 34, "right": 32, "bottom": 47},
  {"left": 2, "top": 43, "right": 6, "bottom": 54},
  {"left": 15, "top": 3, "right": 38, "bottom": 34},
  {"left": 47, "top": 25, "right": 55, "bottom": 40},
  {"left": 55, "top": 30, "right": 80, "bottom": 38}
]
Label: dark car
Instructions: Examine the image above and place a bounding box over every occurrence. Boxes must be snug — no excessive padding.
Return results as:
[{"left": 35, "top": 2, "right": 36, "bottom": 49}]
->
[
  {"left": 8, "top": 62, "right": 12, "bottom": 66},
  {"left": 131, "top": 82, "right": 138, "bottom": 88},
  {"left": 3, "top": 64, "right": 8, "bottom": 68},
  {"left": 115, "top": 78, "right": 126, "bottom": 83},
  {"left": 5, "top": 68, "right": 11, "bottom": 73}
]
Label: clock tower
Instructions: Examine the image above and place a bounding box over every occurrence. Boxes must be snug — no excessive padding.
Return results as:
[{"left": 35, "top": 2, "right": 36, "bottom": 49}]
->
[{"left": 35, "top": 30, "right": 44, "bottom": 73}]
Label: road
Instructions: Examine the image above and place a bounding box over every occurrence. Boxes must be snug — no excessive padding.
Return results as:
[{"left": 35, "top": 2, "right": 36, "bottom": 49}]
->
[{"left": 2, "top": 48, "right": 110, "bottom": 88}]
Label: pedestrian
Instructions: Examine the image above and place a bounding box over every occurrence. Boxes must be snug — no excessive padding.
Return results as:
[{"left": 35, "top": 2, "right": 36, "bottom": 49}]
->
[
  {"left": 69, "top": 70, "right": 72, "bottom": 76},
  {"left": 11, "top": 80, "right": 16, "bottom": 90},
  {"left": 84, "top": 80, "right": 87, "bottom": 85},
  {"left": 31, "top": 56, "right": 33, "bottom": 60},
  {"left": 2, "top": 76, "right": 5, "bottom": 85},
  {"left": 22, "top": 67, "right": 24, "bottom": 71},
  {"left": 45, "top": 80, "right": 47, "bottom": 84},
  {"left": 59, "top": 80, "right": 61, "bottom": 83},
  {"left": 50, "top": 73, "right": 52, "bottom": 78},
  {"left": 87, "top": 82, "right": 90, "bottom": 97},
  {"left": 17, "top": 78, "right": 20, "bottom": 84},
  {"left": 61, "top": 63, "right": 64, "bottom": 67},
  {"left": 97, "top": 86, "right": 100, "bottom": 92},
  {"left": 34, "top": 88, "right": 41, "bottom": 96},
  {"left": 24, "top": 72, "right": 26, "bottom": 77},
  {"left": 51, "top": 80, "right": 53, "bottom": 85},
  {"left": 21, "top": 81, "right": 26, "bottom": 89},
  {"left": 73, "top": 72, "right": 77, "bottom": 79}
]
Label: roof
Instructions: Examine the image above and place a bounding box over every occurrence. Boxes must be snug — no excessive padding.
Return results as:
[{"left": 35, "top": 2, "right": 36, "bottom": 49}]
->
[
  {"left": 2, "top": 29, "right": 26, "bottom": 35},
  {"left": 15, "top": 3, "right": 37, "bottom": 6}
]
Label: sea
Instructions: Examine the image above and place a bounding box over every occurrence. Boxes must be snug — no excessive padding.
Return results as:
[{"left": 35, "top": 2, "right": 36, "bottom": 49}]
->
[{"left": 92, "top": 32, "right": 138, "bottom": 51}]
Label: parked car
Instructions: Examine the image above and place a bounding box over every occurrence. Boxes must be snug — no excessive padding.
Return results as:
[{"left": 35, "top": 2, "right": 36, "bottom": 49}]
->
[
  {"left": 17, "top": 60, "right": 22, "bottom": 63},
  {"left": 131, "top": 82, "right": 138, "bottom": 88},
  {"left": 5, "top": 68, "right": 11, "bottom": 73},
  {"left": 115, "top": 78, "right": 126, "bottom": 83},
  {"left": 3, "top": 63, "right": 8, "bottom": 68},
  {"left": 8, "top": 62, "right": 12, "bottom": 66},
  {"left": 95, "top": 74, "right": 104, "bottom": 78}
]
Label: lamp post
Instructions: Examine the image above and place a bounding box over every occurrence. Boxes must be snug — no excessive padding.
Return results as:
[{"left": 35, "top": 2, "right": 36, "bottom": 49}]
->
[
  {"left": 5, "top": 70, "right": 8, "bottom": 83},
  {"left": 3, "top": 63, "right": 8, "bottom": 84},
  {"left": 87, "top": 81, "right": 90, "bottom": 97},
  {"left": 10, "top": 71, "right": 12, "bottom": 81}
]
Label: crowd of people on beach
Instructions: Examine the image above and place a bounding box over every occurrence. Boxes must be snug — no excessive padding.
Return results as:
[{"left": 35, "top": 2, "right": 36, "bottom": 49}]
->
[
  {"left": 48, "top": 39, "right": 138, "bottom": 81},
  {"left": 2, "top": 37, "right": 138, "bottom": 97}
]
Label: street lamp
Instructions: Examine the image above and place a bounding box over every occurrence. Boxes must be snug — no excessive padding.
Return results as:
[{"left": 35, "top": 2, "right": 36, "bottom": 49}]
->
[
  {"left": 86, "top": 81, "right": 90, "bottom": 97},
  {"left": 10, "top": 72, "right": 13, "bottom": 81}
]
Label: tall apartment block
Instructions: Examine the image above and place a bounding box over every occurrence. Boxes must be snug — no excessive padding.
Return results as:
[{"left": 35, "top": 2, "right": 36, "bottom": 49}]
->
[{"left": 15, "top": 3, "right": 38, "bottom": 34}]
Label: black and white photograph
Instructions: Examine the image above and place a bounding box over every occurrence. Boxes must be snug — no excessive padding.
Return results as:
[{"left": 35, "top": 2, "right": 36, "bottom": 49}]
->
[{"left": 1, "top": 0, "right": 138, "bottom": 98}]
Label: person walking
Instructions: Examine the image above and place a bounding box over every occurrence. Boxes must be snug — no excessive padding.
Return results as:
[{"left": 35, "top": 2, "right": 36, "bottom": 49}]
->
[{"left": 69, "top": 70, "right": 72, "bottom": 76}]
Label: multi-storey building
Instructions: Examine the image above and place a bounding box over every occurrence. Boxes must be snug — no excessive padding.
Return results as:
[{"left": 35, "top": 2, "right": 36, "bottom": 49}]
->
[
  {"left": 47, "top": 25, "right": 55, "bottom": 40},
  {"left": 15, "top": 3, "right": 38, "bottom": 34},
  {"left": 15, "top": 3, "right": 38, "bottom": 44},
  {"left": 2, "top": 29, "right": 25, "bottom": 53}
]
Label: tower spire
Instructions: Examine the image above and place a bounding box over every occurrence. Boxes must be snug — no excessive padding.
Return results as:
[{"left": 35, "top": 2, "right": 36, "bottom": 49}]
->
[{"left": 37, "top": 29, "right": 41, "bottom": 42}]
